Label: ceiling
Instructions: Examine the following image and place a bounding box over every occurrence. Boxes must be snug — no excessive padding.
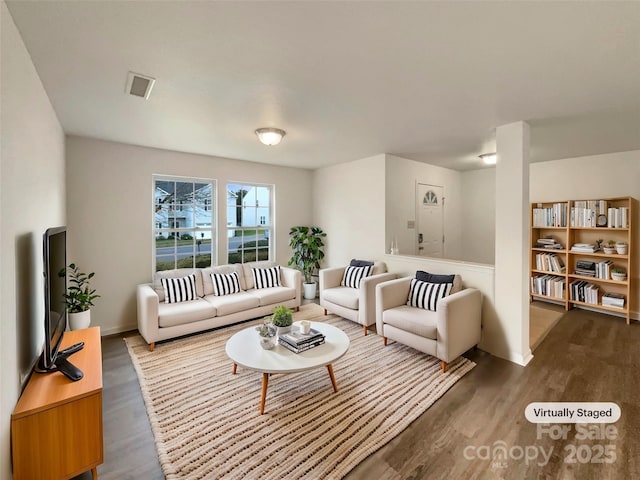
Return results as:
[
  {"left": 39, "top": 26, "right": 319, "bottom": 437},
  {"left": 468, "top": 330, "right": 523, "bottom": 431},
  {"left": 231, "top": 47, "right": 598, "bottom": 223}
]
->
[{"left": 6, "top": 1, "right": 640, "bottom": 171}]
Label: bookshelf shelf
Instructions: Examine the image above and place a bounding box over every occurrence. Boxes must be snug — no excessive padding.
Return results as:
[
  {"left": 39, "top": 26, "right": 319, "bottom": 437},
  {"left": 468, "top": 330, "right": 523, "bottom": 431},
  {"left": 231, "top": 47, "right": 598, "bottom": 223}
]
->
[{"left": 530, "top": 197, "right": 636, "bottom": 324}]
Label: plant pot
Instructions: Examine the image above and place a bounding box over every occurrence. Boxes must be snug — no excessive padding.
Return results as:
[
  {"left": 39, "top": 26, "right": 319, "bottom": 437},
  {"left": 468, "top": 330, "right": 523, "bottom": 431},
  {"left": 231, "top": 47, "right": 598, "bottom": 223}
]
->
[
  {"left": 276, "top": 325, "right": 292, "bottom": 337},
  {"left": 603, "top": 247, "right": 616, "bottom": 254},
  {"left": 68, "top": 310, "right": 91, "bottom": 330},
  {"left": 611, "top": 273, "right": 627, "bottom": 282},
  {"left": 615, "top": 245, "right": 627, "bottom": 255},
  {"left": 303, "top": 282, "right": 317, "bottom": 300}
]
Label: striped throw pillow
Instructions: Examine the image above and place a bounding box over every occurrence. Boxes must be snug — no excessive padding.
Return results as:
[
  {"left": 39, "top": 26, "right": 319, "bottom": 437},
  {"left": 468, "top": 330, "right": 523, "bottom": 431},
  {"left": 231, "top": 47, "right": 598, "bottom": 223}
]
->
[
  {"left": 407, "top": 278, "right": 453, "bottom": 311},
  {"left": 341, "top": 265, "right": 372, "bottom": 289},
  {"left": 252, "top": 266, "right": 281, "bottom": 289},
  {"left": 210, "top": 272, "right": 241, "bottom": 296},
  {"left": 160, "top": 274, "right": 197, "bottom": 304}
]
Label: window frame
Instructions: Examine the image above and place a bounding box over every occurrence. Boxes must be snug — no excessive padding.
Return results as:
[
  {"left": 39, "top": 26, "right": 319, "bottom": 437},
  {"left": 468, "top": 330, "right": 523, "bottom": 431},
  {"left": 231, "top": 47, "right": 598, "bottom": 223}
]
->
[
  {"left": 226, "top": 181, "right": 275, "bottom": 264},
  {"left": 152, "top": 175, "right": 217, "bottom": 272}
]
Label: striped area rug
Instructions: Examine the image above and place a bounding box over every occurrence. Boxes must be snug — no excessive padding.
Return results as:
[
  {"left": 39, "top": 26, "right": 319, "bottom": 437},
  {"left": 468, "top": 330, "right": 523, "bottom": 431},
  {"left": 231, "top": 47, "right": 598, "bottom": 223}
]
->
[{"left": 125, "top": 303, "right": 475, "bottom": 479}]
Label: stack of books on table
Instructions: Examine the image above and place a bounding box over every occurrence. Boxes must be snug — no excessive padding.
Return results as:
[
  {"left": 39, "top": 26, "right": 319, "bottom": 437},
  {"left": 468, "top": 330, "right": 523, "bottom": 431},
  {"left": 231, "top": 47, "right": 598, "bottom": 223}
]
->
[
  {"left": 279, "top": 328, "right": 325, "bottom": 353},
  {"left": 571, "top": 243, "right": 599, "bottom": 253},
  {"left": 602, "top": 293, "right": 625, "bottom": 308}
]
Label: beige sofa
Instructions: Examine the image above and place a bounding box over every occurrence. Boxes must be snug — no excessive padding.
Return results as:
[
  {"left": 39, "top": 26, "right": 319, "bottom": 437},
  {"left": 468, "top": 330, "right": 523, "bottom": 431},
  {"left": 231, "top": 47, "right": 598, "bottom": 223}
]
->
[
  {"left": 137, "top": 261, "right": 301, "bottom": 350},
  {"left": 319, "top": 261, "right": 396, "bottom": 335},
  {"left": 376, "top": 275, "right": 482, "bottom": 372}
]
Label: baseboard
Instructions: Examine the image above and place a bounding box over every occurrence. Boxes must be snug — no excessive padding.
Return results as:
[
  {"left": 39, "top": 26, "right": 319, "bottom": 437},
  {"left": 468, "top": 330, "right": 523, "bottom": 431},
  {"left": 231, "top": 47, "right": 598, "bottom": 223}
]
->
[{"left": 99, "top": 323, "right": 138, "bottom": 337}]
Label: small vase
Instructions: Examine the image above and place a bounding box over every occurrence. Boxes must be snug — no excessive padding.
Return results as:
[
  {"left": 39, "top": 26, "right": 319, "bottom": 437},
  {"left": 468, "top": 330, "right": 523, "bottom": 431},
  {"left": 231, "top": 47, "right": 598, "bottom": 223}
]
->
[
  {"left": 615, "top": 245, "right": 627, "bottom": 255},
  {"left": 259, "top": 336, "right": 276, "bottom": 350}
]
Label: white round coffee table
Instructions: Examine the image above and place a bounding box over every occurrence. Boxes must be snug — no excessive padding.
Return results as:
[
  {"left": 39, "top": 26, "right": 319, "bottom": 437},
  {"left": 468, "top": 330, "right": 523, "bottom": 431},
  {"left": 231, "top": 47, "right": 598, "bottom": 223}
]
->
[{"left": 225, "top": 321, "right": 350, "bottom": 414}]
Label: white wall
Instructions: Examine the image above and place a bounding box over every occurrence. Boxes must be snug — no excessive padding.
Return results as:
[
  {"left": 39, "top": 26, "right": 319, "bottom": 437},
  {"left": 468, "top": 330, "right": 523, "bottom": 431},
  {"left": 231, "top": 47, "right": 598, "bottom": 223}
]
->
[
  {"left": 460, "top": 168, "right": 496, "bottom": 264},
  {"left": 313, "top": 154, "right": 386, "bottom": 266},
  {"left": 1, "top": 3, "right": 66, "bottom": 478},
  {"left": 385, "top": 154, "right": 463, "bottom": 259},
  {"left": 66, "top": 136, "right": 314, "bottom": 335}
]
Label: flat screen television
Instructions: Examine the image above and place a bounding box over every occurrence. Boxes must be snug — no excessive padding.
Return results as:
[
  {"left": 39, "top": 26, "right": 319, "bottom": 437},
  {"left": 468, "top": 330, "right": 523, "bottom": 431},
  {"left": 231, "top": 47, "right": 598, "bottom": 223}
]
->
[{"left": 37, "top": 226, "right": 84, "bottom": 381}]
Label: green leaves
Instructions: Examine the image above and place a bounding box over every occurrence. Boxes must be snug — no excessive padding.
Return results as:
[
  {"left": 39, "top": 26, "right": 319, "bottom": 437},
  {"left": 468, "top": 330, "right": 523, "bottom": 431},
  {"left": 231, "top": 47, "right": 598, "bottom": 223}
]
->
[
  {"left": 60, "top": 263, "right": 100, "bottom": 313},
  {"left": 288, "top": 226, "right": 326, "bottom": 284}
]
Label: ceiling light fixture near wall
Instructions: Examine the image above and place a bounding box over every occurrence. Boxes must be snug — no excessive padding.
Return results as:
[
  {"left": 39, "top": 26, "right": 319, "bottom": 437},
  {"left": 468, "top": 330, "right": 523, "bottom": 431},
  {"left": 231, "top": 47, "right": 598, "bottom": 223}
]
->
[
  {"left": 255, "top": 128, "right": 286, "bottom": 146},
  {"left": 480, "top": 153, "right": 497, "bottom": 165},
  {"left": 125, "top": 71, "right": 156, "bottom": 100}
]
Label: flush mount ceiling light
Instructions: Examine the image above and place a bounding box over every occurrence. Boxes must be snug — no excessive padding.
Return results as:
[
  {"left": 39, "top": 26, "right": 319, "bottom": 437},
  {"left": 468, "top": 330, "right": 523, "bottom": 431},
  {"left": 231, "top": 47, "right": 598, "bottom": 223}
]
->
[
  {"left": 255, "top": 128, "right": 286, "bottom": 146},
  {"left": 480, "top": 153, "right": 497, "bottom": 165}
]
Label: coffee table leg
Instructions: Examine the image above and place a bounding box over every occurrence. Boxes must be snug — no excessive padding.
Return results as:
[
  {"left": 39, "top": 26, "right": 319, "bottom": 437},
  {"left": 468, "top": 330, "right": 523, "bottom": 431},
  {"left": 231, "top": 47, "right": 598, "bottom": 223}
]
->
[
  {"left": 260, "top": 373, "right": 269, "bottom": 414},
  {"left": 232, "top": 363, "right": 237, "bottom": 375},
  {"left": 326, "top": 364, "right": 339, "bottom": 393}
]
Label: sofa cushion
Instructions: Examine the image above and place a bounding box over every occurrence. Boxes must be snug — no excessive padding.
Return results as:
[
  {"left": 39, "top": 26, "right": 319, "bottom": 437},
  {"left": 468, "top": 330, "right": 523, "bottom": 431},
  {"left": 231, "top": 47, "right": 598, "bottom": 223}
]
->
[
  {"left": 252, "top": 265, "right": 281, "bottom": 289},
  {"left": 154, "top": 269, "right": 204, "bottom": 302},
  {"left": 160, "top": 274, "right": 197, "bottom": 304},
  {"left": 350, "top": 259, "right": 374, "bottom": 267},
  {"left": 383, "top": 305, "right": 437, "bottom": 340},
  {"left": 158, "top": 298, "right": 217, "bottom": 328},
  {"left": 341, "top": 265, "right": 372, "bottom": 288},
  {"left": 203, "top": 292, "right": 260, "bottom": 316},
  {"left": 210, "top": 272, "right": 241, "bottom": 296},
  {"left": 323, "top": 286, "right": 359, "bottom": 310},
  {"left": 202, "top": 265, "right": 246, "bottom": 293},
  {"left": 248, "top": 286, "right": 297, "bottom": 306},
  {"left": 242, "top": 261, "right": 278, "bottom": 290},
  {"left": 407, "top": 278, "right": 453, "bottom": 311}
]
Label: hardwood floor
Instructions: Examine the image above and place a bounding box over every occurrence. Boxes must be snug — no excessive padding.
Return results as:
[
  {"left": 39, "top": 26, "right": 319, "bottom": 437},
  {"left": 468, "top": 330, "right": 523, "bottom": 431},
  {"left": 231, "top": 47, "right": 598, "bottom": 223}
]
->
[{"left": 76, "top": 308, "right": 640, "bottom": 479}]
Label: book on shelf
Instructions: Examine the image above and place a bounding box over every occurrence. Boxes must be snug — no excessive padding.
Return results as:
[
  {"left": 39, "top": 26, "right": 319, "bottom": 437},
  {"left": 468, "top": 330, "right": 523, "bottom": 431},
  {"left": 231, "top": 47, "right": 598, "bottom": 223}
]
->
[
  {"left": 607, "top": 207, "right": 629, "bottom": 228},
  {"left": 535, "top": 253, "right": 565, "bottom": 273},
  {"left": 571, "top": 200, "right": 609, "bottom": 227},
  {"left": 532, "top": 203, "right": 567, "bottom": 227},
  {"left": 595, "top": 260, "right": 613, "bottom": 279},
  {"left": 571, "top": 243, "right": 599, "bottom": 253},
  {"left": 570, "top": 280, "right": 598, "bottom": 304},
  {"left": 575, "top": 260, "right": 596, "bottom": 277},
  {"left": 531, "top": 274, "right": 565, "bottom": 298},
  {"left": 535, "top": 238, "right": 564, "bottom": 249},
  {"left": 278, "top": 336, "right": 325, "bottom": 353},
  {"left": 602, "top": 293, "right": 625, "bottom": 308}
]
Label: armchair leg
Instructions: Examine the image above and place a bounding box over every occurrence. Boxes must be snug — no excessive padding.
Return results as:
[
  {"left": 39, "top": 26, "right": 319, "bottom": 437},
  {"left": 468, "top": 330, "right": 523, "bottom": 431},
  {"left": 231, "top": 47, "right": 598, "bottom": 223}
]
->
[
  {"left": 383, "top": 337, "right": 387, "bottom": 346},
  {"left": 441, "top": 361, "right": 447, "bottom": 373},
  {"left": 363, "top": 325, "right": 368, "bottom": 336},
  {"left": 149, "top": 342, "right": 155, "bottom": 352},
  {"left": 323, "top": 308, "right": 327, "bottom": 315},
  {"left": 296, "top": 306, "right": 300, "bottom": 312}
]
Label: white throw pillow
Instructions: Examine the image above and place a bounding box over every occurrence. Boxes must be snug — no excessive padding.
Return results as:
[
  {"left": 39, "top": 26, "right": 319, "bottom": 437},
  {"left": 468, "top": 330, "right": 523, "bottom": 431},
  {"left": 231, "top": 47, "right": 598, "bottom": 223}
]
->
[
  {"left": 210, "top": 272, "right": 241, "bottom": 296},
  {"left": 252, "top": 266, "right": 281, "bottom": 289},
  {"left": 407, "top": 278, "right": 453, "bottom": 311},
  {"left": 160, "top": 273, "right": 197, "bottom": 304},
  {"left": 341, "top": 265, "right": 372, "bottom": 289}
]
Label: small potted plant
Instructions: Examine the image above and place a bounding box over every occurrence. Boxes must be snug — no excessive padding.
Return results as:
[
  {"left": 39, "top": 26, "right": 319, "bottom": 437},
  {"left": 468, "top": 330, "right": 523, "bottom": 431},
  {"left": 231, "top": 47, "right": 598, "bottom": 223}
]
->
[
  {"left": 257, "top": 321, "right": 277, "bottom": 349},
  {"left": 59, "top": 263, "right": 100, "bottom": 330},
  {"left": 271, "top": 305, "right": 293, "bottom": 336},
  {"left": 603, "top": 240, "right": 616, "bottom": 255},
  {"left": 615, "top": 241, "right": 628, "bottom": 255},
  {"left": 611, "top": 268, "right": 627, "bottom": 281}
]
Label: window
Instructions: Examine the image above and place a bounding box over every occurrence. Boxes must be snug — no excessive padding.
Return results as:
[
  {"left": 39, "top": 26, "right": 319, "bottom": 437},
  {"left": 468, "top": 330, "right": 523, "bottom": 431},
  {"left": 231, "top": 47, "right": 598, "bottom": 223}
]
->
[
  {"left": 154, "top": 176, "right": 216, "bottom": 272},
  {"left": 227, "top": 182, "right": 273, "bottom": 264}
]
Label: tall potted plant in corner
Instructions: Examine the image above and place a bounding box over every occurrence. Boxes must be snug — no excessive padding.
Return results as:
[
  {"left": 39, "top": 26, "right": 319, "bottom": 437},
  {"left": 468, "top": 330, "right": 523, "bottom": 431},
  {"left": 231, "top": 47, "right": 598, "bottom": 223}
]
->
[
  {"left": 288, "top": 226, "right": 326, "bottom": 300},
  {"left": 59, "top": 263, "right": 100, "bottom": 330}
]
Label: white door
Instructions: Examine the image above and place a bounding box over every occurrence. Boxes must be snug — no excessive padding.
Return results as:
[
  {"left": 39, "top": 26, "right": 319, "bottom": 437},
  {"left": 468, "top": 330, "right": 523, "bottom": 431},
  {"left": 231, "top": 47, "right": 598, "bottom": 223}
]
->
[{"left": 416, "top": 184, "right": 444, "bottom": 257}]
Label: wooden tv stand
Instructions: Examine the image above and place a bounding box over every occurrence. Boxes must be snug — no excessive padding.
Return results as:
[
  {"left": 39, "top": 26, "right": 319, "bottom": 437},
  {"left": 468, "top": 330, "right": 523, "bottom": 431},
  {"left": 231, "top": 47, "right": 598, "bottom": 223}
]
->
[{"left": 11, "top": 327, "right": 103, "bottom": 480}]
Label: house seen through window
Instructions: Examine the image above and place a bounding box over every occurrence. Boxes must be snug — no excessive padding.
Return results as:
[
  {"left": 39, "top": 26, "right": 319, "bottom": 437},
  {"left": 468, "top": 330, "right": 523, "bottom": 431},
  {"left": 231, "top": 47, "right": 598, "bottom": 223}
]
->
[
  {"left": 154, "top": 176, "right": 216, "bottom": 271},
  {"left": 227, "top": 183, "right": 273, "bottom": 264}
]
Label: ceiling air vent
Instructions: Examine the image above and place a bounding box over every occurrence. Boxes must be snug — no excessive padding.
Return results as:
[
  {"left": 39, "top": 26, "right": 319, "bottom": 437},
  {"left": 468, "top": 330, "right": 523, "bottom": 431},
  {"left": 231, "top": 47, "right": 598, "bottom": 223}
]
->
[{"left": 125, "top": 72, "right": 156, "bottom": 100}]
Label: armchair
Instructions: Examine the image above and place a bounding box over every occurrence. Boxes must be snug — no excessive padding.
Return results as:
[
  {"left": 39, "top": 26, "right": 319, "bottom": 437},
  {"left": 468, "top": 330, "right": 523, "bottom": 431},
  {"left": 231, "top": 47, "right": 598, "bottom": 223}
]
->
[
  {"left": 376, "top": 275, "right": 482, "bottom": 372},
  {"left": 319, "top": 261, "right": 396, "bottom": 335}
]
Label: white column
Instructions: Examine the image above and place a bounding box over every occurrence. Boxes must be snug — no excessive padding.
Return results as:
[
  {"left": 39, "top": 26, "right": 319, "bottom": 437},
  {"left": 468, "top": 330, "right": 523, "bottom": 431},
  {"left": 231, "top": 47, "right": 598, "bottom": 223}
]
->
[{"left": 494, "top": 121, "right": 532, "bottom": 365}]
